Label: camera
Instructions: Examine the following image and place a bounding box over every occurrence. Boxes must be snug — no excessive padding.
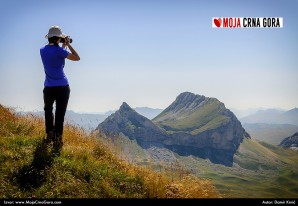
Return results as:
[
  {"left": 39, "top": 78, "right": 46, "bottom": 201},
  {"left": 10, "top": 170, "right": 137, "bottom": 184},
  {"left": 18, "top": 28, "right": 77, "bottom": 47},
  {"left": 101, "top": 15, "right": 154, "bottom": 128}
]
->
[{"left": 60, "top": 37, "right": 73, "bottom": 44}]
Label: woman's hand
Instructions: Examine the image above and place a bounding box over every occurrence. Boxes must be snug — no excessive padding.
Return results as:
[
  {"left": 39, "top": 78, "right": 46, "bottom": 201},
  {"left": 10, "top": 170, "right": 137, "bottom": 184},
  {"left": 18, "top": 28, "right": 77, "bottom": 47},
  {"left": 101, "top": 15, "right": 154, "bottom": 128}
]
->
[
  {"left": 62, "top": 36, "right": 70, "bottom": 49},
  {"left": 65, "top": 36, "right": 71, "bottom": 46},
  {"left": 62, "top": 38, "right": 67, "bottom": 48}
]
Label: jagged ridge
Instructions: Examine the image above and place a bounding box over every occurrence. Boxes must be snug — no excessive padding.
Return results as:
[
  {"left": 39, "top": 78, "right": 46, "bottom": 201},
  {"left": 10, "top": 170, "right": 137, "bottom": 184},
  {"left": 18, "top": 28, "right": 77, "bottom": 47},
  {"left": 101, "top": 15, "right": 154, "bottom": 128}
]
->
[
  {"left": 96, "top": 102, "right": 168, "bottom": 147},
  {"left": 97, "top": 92, "right": 250, "bottom": 166}
]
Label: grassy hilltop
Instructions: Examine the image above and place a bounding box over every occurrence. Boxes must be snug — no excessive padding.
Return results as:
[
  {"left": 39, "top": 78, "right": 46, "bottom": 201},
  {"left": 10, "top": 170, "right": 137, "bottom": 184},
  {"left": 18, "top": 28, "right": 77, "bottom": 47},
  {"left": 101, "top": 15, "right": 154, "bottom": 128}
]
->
[
  {"left": 153, "top": 94, "right": 229, "bottom": 135},
  {"left": 0, "top": 104, "right": 219, "bottom": 198}
]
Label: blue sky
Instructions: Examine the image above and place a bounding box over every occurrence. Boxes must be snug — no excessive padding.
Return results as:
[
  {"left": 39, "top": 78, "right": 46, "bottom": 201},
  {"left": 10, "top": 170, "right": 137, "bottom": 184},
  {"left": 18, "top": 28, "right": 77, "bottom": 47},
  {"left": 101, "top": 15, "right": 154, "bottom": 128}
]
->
[{"left": 0, "top": 0, "right": 297, "bottom": 113}]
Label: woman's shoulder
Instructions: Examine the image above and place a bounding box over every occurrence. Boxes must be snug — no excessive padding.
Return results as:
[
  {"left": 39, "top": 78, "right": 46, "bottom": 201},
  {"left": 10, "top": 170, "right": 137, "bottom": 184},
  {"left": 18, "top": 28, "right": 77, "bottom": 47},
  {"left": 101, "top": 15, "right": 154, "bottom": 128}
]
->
[
  {"left": 41, "top": 45, "right": 65, "bottom": 51},
  {"left": 40, "top": 45, "right": 48, "bottom": 50}
]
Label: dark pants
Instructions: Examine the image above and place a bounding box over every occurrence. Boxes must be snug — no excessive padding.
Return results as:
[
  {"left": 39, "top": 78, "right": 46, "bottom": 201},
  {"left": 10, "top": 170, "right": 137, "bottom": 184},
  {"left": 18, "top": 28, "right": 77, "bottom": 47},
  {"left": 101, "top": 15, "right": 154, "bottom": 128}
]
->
[{"left": 43, "top": 85, "right": 70, "bottom": 136}]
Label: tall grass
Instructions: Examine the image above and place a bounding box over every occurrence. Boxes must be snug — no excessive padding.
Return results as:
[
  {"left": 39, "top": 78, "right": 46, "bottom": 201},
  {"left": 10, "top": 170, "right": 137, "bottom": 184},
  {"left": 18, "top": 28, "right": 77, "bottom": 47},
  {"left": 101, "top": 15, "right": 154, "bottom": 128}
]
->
[{"left": 0, "top": 104, "right": 220, "bottom": 198}]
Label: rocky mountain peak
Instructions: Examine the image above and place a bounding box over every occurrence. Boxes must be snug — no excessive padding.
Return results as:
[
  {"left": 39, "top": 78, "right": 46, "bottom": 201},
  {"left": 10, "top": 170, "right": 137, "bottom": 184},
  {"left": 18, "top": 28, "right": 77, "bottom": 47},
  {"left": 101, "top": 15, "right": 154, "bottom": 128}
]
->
[
  {"left": 176, "top": 92, "right": 198, "bottom": 101},
  {"left": 158, "top": 92, "right": 206, "bottom": 116},
  {"left": 97, "top": 102, "right": 168, "bottom": 146},
  {"left": 97, "top": 92, "right": 250, "bottom": 166},
  {"left": 175, "top": 92, "right": 205, "bottom": 106},
  {"left": 119, "top": 102, "right": 132, "bottom": 112}
]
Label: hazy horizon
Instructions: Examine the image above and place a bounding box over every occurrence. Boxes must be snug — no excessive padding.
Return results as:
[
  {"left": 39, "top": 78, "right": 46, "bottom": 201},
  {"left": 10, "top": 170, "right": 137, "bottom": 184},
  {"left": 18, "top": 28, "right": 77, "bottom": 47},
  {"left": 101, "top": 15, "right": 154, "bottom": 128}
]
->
[
  {"left": 6, "top": 101, "right": 294, "bottom": 115},
  {"left": 1, "top": 0, "right": 297, "bottom": 113}
]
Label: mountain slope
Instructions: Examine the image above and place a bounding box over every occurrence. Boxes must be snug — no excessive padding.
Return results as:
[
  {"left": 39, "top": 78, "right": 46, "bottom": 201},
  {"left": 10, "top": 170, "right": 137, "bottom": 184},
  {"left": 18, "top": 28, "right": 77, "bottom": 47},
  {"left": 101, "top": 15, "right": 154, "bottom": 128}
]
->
[
  {"left": 0, "top": 104, "right": 219, "bottom": 198},
  {"left": 280, "top": 108, "right": 298, "bottom": 125},
  {"left": 153, "top": 92, "right": 229, "bottom": 133},
  {"left": 97, "top": 92, "right": 250, "bottom": 166},
  {"left": 96, "top": 102, "right": 168, "bottom": 148},
  {"left": 100, "top": 132, "right": 298, "bottom": 198},
  {"left": 153, "top": 92, "right": 250, "bottom": 166}
]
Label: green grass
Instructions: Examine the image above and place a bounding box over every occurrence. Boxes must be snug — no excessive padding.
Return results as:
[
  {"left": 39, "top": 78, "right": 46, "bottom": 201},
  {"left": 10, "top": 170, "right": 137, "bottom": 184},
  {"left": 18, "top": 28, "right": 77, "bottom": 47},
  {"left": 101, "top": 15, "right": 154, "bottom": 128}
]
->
[
  {"left": 4, "top": 104, "right": 297, "bottom": 198},
  {"left": 191, "top": 115, "right": 229, "bottom": 135},
  {"left": 1, "top": 135, "right": 147, "bottom": 198},
  {"left": 106, "top": 129, "right": 298, "bottom": 198},
  {"left": 0, "top": 104, "right": 219, "bottom": 198},
  {"left": 154, "top": 98, "right": 229, "bottom": 134},
  {"left": 190, "top": 139, "right": 298, "bottom": 198}
]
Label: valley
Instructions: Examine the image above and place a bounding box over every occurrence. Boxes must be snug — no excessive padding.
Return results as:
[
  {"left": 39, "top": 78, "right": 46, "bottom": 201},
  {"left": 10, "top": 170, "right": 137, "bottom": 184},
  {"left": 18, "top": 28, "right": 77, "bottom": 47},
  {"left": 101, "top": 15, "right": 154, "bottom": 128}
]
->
[{"left": 99, "top": 134, "right": 298, "bottom": 198}]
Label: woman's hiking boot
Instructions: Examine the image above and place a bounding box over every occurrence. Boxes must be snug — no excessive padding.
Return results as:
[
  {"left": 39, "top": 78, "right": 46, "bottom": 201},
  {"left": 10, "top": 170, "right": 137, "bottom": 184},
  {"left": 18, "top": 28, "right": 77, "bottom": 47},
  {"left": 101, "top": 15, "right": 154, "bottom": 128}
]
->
[
  {"left": 45, "top": 131, "right": 55, "bottom": 144},
  {"left": 53, "top": 133, "right": 63, "bottom": 154}
]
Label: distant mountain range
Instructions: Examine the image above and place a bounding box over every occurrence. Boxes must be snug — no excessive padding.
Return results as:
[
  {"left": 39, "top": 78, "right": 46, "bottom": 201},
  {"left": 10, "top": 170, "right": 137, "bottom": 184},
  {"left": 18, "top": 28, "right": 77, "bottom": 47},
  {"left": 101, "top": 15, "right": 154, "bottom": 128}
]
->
[
  {"left": 239, "top": 108, "right": 298, "bottom": 145},
  {"left": 65, "top": 107, "right": 163, "bottom": 131},
  {"left": 19, "top": 107, "right": 163, "bottom": 131},
  {"left": 135, "top": 107, "right": 163, "bottom": 120},
  {"left": 240, "top": 108, "right": 298, "bottom": 125},
  {"left": 242, "top": 123, "right": 298, "bottom": 145},
  {"left": 19, "top": 102, "right": 298, "bottom": 147},
  {"left": 230, "top": 108, "right": 270, "bottom": 119},
  {"left": 96, "top": 92, "right": 250, "bottom": 166}
]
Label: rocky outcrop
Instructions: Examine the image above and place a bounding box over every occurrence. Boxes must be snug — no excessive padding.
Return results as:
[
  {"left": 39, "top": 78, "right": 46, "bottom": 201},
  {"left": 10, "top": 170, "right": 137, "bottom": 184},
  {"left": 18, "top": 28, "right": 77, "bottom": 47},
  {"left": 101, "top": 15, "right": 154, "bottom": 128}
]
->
[
  {"left": 97, "top": 92, "right": 250, "bottom": 166},
  {"left": 161, "top": 112, "right": 247, "bottom": 165},
  {"left": 280, "top": 132, "right": 298, "bottom": 151},
  {"left": 153, "top": 92, "right": 250, "bottom": 166},
  {"left": 96, "top": 102, "right": 168, "bottom": 148}
]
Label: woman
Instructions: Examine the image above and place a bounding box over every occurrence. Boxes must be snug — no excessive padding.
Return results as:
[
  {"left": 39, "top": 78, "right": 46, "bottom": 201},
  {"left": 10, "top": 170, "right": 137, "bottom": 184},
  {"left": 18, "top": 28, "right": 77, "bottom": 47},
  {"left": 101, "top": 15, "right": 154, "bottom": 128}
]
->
[{"left": 40, "top": 25, "right": 80, "bottom": 147}]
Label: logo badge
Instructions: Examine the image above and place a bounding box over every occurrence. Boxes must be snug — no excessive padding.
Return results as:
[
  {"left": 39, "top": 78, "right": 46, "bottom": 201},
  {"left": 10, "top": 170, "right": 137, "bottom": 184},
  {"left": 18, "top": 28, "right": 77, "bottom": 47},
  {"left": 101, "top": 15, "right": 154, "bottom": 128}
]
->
[{"left": 212, "top": 17, "right": 283, "bottom": 28}]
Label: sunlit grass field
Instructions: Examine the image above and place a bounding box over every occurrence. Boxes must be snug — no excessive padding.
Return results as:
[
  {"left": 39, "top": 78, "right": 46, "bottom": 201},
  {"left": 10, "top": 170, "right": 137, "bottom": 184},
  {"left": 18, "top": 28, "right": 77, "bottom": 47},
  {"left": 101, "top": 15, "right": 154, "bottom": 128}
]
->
[{"left": 0, "top": 104, "right": 219, "bottom": 198}]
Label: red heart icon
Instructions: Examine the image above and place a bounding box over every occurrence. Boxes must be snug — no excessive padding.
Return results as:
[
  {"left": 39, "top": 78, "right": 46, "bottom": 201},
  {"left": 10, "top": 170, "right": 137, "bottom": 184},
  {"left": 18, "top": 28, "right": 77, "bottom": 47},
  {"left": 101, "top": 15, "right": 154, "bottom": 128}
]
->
[{"left": 214, "top": 18, "right": 222, "bottom": 27}]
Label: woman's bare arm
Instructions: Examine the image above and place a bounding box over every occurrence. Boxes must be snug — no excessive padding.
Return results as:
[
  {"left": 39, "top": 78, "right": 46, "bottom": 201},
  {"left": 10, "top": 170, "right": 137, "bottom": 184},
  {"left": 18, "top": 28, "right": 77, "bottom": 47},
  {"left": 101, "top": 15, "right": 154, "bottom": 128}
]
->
[{"left": 64, "top": 36, "right": 80, "bottom": 61}]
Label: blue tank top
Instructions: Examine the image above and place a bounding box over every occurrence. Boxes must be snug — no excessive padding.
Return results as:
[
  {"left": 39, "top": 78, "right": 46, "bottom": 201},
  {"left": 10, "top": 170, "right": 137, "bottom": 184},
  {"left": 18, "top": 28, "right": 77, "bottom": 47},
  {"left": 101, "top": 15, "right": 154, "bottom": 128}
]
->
[{"left": 40, "top": 45, "right": 69, "bottom": 87}]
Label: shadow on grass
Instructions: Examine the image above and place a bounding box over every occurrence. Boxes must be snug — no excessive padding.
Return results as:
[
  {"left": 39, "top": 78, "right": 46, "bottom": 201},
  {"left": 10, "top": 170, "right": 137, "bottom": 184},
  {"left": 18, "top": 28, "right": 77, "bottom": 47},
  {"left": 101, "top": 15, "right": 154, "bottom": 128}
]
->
[{"left": 13, "top": 138, "right": 62, "bottom": 190}]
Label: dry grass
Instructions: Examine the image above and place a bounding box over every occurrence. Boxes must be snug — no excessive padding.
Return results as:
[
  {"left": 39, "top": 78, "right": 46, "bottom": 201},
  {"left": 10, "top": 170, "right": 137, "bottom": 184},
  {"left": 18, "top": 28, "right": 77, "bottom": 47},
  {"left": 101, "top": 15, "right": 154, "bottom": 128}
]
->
[{"left": 0, "top": 104, "right": 220, "bottom": 198}]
